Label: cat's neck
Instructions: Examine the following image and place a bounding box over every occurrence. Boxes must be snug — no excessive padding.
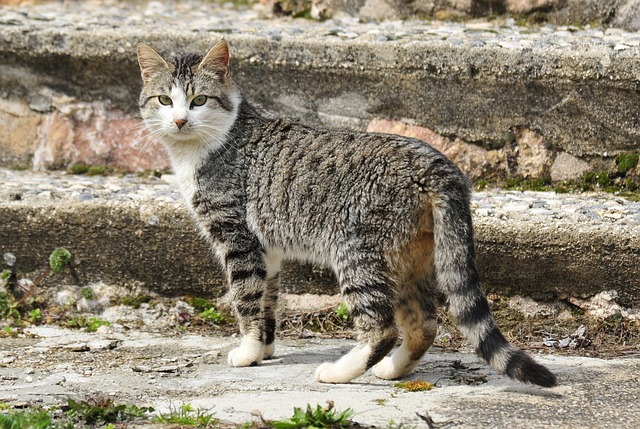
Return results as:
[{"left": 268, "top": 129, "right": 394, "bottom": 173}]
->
[
  {"left": 165, "top": 140, "right": 211, "bottom": 202},
  {"left": 163, "top": 94, "right": 244, "bottom": 201}
]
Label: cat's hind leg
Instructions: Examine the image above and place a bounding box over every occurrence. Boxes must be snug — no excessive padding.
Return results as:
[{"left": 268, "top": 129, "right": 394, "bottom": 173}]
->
[
  {"left": 314, "top": 311, "right": 398, "bottom": 383},
  {"left": 372, "top": 276, "right": 438, "bottom": 380},
  {"left": 371, "top": 227, "right": 437, "bottom": 380},
  {"left": 315, "top": 252, "right": 398, "bottom": 383}
]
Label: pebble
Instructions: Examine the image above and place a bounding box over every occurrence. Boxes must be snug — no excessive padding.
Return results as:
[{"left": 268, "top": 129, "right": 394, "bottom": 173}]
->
[
  {"left": 132, "top": 365, "right": 151, "bottom": 373},
  {"left": 63, "top": 343, "right": 91, "bottom": 352},
  {"left": 155, "top": 365, "right": 179, "bottom": 373},
  {"left": 1, "top": 356, "right": 17, "bottom": 365},
  {"left": 502, "top": 202, "right": 530, "bottom": 212}
]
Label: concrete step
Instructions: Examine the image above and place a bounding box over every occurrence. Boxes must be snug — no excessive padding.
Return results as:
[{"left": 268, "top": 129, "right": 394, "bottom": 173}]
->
[
  {"left": 3, "top": 325, "right": 640, "bottom": 428},
  {"left": 1, "top": 1, "right": 640, "bottom": 183},
  {"left": 1, "top": 169, "right": 638, "bottom": 306}
]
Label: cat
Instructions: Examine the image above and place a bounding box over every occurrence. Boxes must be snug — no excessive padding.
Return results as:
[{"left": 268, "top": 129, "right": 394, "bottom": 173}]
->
[{"left": 136, "top": 40, "right": 557, "bottom": 387}]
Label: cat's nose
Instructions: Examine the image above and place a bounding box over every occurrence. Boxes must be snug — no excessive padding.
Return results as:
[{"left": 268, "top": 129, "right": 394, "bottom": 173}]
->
[{"left": 175, "top": 119, "right": 188, "bottom": 129}]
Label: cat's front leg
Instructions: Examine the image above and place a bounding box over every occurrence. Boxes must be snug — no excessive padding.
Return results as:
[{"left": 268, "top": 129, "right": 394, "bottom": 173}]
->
[
  {"left": 262, "top": 251, "right": 282, "bottom": 360},
  {"left": 223, "top": 244, "right": 269, "bottom": 367},
  {"left": 262, "top": 272, "right": 280, "bottom": 360}
]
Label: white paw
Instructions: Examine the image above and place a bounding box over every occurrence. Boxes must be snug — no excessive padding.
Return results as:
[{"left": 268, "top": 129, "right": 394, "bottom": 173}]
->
[
  {"left": 227, "top": 339, "right": 264, "bottom": 367},
  {"left": 315, "top": 362, "right": 340, "bottom": 383},
  {"left": 263, "top": 342, "right": 275, "bottom": 360},
  {"left": 314, "top": 362, "right": 355, "bottom": 384},
  {"left": 372, "top": 357, "right": 402, "bottom": 380}
]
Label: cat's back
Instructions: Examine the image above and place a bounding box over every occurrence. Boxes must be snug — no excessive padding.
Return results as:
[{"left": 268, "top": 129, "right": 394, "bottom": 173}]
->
[
  {"left": 245, "top": 114, "right": 458, "bottom": 254},
  {"left": 251, "top": 115, "right": 448, "bottom": 185}
]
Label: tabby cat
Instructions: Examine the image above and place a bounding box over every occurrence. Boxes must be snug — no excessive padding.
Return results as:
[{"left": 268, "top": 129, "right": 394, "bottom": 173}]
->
[{"left": 136, "top": 40, "right": 557, "bottom": 387}]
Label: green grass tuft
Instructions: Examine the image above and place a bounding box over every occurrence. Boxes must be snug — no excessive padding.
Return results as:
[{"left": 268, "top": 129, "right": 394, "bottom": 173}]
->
[
  {"left": 66, "top": 317, "right": 111, "bottom": 332},
  {"left": 335, "top": 302, "right": 349, "bottom": 322},
  {"left": 154, "top": 403, "right": 217, "bottom": 428},
  {"left": 0, "top": 409, "right": 52, "bottom": 429},
  {"left": 272, "top": 402, "right": 354, "bottom": 429},
  {"left": 67, "top": 397, "right": 154, "bottom": 425}
]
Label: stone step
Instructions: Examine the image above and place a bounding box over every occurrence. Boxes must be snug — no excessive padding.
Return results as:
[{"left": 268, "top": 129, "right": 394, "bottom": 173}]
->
[
  {"left": 1, "top": 2, "right": 639, "bottom": 307},
  {"left": 1, "top": 1, "right": 640, "bottom": 183},
  {"left": 1, "top": 169, "right": 638, "bottom": 306}
]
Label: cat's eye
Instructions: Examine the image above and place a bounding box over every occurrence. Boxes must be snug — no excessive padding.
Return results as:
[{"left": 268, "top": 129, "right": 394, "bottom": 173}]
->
[
  {"left": 158, "top": 95, "right": 172, "bottom": 106},
  {"left": 191, "top": 95, "right": 207, "bottom": 108}
]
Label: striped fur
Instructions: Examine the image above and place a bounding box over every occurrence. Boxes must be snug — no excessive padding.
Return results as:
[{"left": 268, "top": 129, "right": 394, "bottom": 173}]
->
[{"left": 137, "top": 41, "right": 557, "bottom": 387}]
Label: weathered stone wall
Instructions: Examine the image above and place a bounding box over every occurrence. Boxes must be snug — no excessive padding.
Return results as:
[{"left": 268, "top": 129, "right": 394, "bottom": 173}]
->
[
  {"left": 0, "top": 97, "right": 170, "bottom": 172},
  {"left": 1, "top": 2, "right": 639, "bottom": 184}
]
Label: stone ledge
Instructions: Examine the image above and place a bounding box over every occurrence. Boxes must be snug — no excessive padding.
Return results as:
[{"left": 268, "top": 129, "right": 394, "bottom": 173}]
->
[
  {"left": 1, "top": 169, "right": 638, "bottom": 306},
  {"left": 1, "top": 1, "right": 640, "bottom": 182}
]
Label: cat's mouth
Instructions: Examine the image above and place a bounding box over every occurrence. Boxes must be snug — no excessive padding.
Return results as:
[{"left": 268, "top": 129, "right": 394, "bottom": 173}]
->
[{"left": 169, "top": 128, "right": 197, "bottom": 140}]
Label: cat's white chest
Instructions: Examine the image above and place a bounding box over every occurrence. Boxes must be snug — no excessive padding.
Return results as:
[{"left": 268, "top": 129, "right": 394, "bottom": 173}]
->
[{"left": 166, "top": 143, "right": 208, "bottom": 204}]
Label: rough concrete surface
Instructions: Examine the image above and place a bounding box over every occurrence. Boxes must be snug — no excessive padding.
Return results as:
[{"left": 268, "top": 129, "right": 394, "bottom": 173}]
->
[
  {"left": 1, "top": 169, "right": 639, "bottom": 306},
  {"left": 1, "top": 1, "right": 640, "bottom": 177},
  {"left": 1, "top": 325, "right": 639, "bottom": 428},
  {"left": 271, "top": 0, "right": 640, "bottom": 29}
]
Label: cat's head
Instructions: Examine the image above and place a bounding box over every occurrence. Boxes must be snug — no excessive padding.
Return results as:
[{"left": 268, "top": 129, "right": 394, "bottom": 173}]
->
[{"left": 136, "top": 40, "right": 240, "bottom": 149}]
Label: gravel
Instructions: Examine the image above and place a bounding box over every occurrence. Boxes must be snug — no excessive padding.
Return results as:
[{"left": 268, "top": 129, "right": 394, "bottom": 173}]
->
[
  {"left": 2, "top": 0, "right": 640, "bottom": 54},
  {"left": 2, "top": 168, "right": 638, "bottom": 227}
]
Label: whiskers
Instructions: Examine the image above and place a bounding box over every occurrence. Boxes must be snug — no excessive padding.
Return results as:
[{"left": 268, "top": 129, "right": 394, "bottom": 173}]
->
[
  {"left": 126, "top": 117, "right": 167, "bottom": 162},
  {"left": 130, "top": 107, "right": 241, "bottom": 174},
  {"left": 198, "top": 122, "right": 236, "bottom": 161}
]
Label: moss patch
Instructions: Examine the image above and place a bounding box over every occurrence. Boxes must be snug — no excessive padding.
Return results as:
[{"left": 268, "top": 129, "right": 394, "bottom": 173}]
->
[
  {"left": 475, "top": 167, "right": 640, "bottom": 201},
  {"left": 119, "top": 294, "right": 151, "bottom": 309},
  {"left": 617, "top": 152, "right": 639, "bottom": 174},
  {"left": 393, "top": 380, "right": 434, "bottom": 392},
  {"left": 68, "top": 162, "right": 110, "bottom": 176}
]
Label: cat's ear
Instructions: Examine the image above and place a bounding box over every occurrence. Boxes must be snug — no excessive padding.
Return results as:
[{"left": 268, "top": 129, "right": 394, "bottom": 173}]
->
[
  {"left": 137, "top": 42, "right": 170, "bottom": 82},
  {"left": 198, "top": 39, "right": 230, "bottom": 78}
]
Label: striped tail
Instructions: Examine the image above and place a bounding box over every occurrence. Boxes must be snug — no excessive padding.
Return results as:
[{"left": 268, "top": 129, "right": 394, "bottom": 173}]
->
[{"left": 428, "top": 160, "right": 557, "bottom": 388}]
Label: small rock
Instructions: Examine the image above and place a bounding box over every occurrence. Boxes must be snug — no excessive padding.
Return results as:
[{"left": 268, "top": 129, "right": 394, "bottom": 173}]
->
[
  {"left": 502, "top": 202, "right": 530, "bottom": 212},
  {"left": 64, "top": 343, "right": 90, "bottom": 352},
  {"left": 2, "top": 356, "right": 16, "bottom": 365},
  {"left": 530, "top": 208, "right": 555, "bottom": 216},
  {"left": 0, "top": 374, "right": 18, "bottom": 381},
  {"left": 3, "top": 252, "right": 16, "bottom": 266},
  {"left": 475, "top": 208, "right": 494, "bottom": 217},
  {"left": 154, "top": 365, "right": 179, "bottom": 373},
  {"left": 604, "top": 212, "right": 623, "bottom": 220},
  {"left": 337, "top": 31, "right": 359, "bottom": 39},
  {"left": 76, "top": 193, "right": 95, "bottom": 202},
  {"left": 87, "top": 340, "right": 119, "bottom": 350},
  {"left": 498, "top": 40, "right": 522, "bottom": 49},
  {"left": 132, "top": 365, "right": 151, "bottom": 373}
]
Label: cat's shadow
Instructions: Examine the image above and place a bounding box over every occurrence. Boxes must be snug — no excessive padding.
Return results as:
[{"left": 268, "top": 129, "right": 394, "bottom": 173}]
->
[
  {"left": 264, "top": 346, "right": 350, "bottom": 366},
  {"left": 262, "top": 348, "right": 567, "bottom": 397}
]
